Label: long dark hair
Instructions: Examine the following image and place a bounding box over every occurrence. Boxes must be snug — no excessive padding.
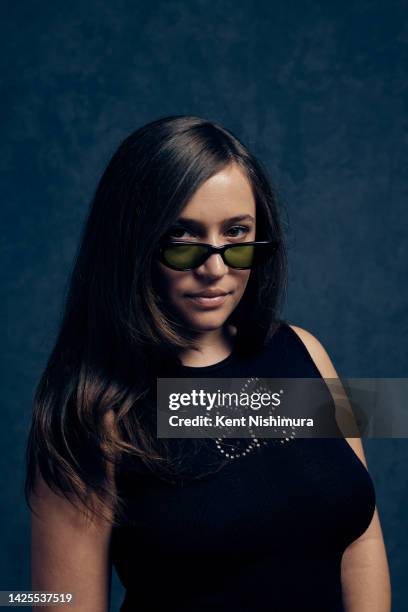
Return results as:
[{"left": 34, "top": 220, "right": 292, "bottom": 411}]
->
[{"left": 25, "top": 115, "right": 288, "bottom": 526}]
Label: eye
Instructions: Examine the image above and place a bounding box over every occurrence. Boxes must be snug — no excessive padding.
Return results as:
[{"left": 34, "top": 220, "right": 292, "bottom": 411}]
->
[
  {"left": 165, "top": 223, "right": 251, "bottom": 240},
  {"left": 226, "top": 225, "right": 251, "bottom": 238},
  {"left": 166, "top": 226, "right": 192, "bottom": 239}
]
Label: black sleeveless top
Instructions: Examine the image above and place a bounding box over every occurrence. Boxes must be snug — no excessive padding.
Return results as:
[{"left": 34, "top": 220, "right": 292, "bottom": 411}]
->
[{"left": 110, "top": 322, "right": 376, "bottom": 612}]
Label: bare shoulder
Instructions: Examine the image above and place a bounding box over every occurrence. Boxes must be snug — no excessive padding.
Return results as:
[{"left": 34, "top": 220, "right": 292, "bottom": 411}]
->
[
  {"left": 288, "top": 324, "right": 368, "bottom": 468},
  {"left": 288, "top": 324, "right": 338, "bottom": 378}
]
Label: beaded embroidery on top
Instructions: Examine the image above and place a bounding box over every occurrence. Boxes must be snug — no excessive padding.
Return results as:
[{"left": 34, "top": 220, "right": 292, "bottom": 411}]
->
[{"left": 213, "top": 377, "right": 296, "bottom": 459}]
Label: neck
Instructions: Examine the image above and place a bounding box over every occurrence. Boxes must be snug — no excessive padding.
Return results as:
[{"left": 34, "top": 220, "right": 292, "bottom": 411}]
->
[{"left": 178, "top": 324, "right": 237, "bottom": 367}]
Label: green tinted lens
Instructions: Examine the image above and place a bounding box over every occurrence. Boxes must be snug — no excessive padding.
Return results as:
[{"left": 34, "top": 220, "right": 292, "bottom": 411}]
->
[
  {"left": 162, "top": 243, "right": 208, "bottom": 269},
  {"left": 224, "top": 244, "right": 255, "bottom": 268}
]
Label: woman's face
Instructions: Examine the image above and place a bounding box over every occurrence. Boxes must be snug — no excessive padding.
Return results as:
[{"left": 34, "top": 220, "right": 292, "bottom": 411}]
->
[{"left": 154, "top": 163, "right": 256, "bottom": 333}]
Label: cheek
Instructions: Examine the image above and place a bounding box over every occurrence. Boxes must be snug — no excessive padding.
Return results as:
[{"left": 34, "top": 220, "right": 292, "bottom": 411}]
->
[{"left": 236, "top": 270, "right": 251, "bottom": 294}]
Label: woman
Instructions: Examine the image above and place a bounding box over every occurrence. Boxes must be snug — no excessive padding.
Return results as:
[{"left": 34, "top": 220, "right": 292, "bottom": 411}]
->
[{"left": 25, "top": 115, "right": 391, "bottom": 611}]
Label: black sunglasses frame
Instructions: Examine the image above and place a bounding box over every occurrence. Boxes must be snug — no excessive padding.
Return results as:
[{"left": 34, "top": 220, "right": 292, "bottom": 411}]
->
[{"left": 156, "top": 239, "right": 279, "bottom": 271}]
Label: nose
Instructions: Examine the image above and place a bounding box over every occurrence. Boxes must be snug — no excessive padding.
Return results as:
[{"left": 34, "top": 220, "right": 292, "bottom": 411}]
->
[{"left": 195, "top": 252, "right": 228, "bottom": 279}]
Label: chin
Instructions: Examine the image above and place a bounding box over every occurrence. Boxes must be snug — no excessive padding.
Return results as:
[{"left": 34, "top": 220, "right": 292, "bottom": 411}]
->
[{"left": 183, "top": 312, "right": 228, "bottom": 332}]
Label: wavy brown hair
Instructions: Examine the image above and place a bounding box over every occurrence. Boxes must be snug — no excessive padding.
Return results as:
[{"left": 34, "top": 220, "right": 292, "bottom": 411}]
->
[{"left": 24, "top": 115, "right": 288, "bottom": 526}]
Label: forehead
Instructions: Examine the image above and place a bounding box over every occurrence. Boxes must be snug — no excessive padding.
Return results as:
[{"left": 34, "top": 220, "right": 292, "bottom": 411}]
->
[{"left": 179, "top": 164, "right": 256, "bottom": 223}]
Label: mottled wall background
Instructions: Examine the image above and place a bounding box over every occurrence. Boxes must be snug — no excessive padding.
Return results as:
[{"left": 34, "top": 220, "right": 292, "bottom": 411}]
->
[{"left": 1, "top": 0, "right": 407, "bottom": 609}]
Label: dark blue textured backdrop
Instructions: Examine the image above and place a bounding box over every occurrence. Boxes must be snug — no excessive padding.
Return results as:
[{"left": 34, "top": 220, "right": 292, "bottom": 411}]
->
[{"left": 1, "top": 0, "right": 407, "bottom": 609}]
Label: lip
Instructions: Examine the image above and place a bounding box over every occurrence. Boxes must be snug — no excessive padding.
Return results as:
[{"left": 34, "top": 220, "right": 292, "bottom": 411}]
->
[
  {"left": 185, "top": 292, "right": 230, "bottom": 309},
  {"left": 187, "top": 290, "right": 228, "bottom": 297}
]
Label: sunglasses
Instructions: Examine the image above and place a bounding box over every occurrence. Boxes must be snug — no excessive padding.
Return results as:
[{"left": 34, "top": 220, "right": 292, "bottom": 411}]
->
[{"left": 156, "top": 239, "right": 278, "bottom": 271}]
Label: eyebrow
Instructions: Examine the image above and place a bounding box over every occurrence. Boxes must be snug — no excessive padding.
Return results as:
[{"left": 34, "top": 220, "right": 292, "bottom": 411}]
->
[{"left": 173, "top": 214, "right": 255, "bottom": 229}]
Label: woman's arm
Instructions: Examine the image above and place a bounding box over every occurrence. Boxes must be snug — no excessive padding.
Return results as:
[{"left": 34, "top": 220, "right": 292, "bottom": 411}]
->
[
  {"left": 31, "top": 474, "right": 113, "bottom": 612},
  {"left": 31, "top": 411, "right": 116, "bottom": 612},
  {"left": 340, "top": 501, "right": 391, "bottom": 612},
  {"left": 289, "top": 325, "right": 392, "bottom": 612}
]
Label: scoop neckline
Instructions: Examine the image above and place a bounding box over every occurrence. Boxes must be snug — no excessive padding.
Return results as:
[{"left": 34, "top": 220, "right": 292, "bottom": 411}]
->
[{"left": 177, "top": 348, "right": 236, "bottom": 372}]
